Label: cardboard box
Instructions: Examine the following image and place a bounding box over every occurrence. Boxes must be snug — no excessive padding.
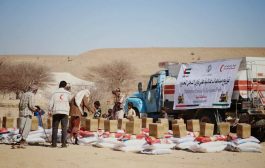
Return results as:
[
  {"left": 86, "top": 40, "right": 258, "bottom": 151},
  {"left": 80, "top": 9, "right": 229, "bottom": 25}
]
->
[
  {"left": 3, "top": 117, "right": 17, "bottom": 128},
  {"left": 31, "top": 117, "right": 39, "bottom": 130},
  {"left": 40, "top": 117, "right": 47, "bottom": 129},
  {"left": 86, "top": 119, "right": 98, "bottom": 132},
  {"left": 126, "top": 121, "right": 141, "bottom": 135},
  {"left": 118, "top": 118, "right": 129, "bottom": 130},
  {"left": 46, "top": 117, "right": 52, "bottom": 129},
  {"left": 0, "top": 117, "right": 2, "bottom": 128},
  {"left": 200, "top": 123, "right": 214, "bottom": 137},
  {"left": 237, "top": 123, "right": 251, "bottom": 138},
  {"left": 131, "top": 118, "right": 142, "bottom": 128},
  {"left": 80, "top": 117, "right": 87, "bottom": 128},
  {"left": 187, "top": 119, "right": 200, "bottom": 132},
  {"left": 128, "top": 116, "right": 139, "bottom": 121},
  {"left": 172, "top": 124, "right": 187, "bottom": 138},
  {"left": 104, "top": 120, "right": 118, "bottom": 133},
  {"left": 158, "top": 118, "right": 169, "bottom": 133},
  {"left": 149, "top": 123, "right": 164, "bottom": 138},
  {"left": 218, "top": 122, "right": 230, "bottom": 135},
  {"left": 172, "top": 119, "right": 185, "bottom": 125},
  {"left": 142, "top": 118, "right": 153, "bottom": 128},
  {"left": 98, "top": 118, "right": 106, "bottom": 130}
]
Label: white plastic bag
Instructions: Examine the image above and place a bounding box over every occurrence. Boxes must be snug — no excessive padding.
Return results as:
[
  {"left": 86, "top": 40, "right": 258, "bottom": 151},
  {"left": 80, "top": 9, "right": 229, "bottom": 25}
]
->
[
  {"left": 175, "top": 141, "right": 199, "bottom": 150},
  {"left": 141, "top": 149, "right": 173, "bottom": 155},
  {"left": 142, "top": 143, "right": 176, "bottom": 150},
  {"left": 93, "top": 142, "right": 116, "bottom": 148},
  {"left": 233, "top": 136, "right": 260, "bottom": 145},
  {"left": 237, "top": 142, "right": 261, "bottom": 152},
  {"left": 170, "top": 136, "right": 195, "bottom": 144},
  {"left": 26, "top": 137, "right": 46, "bottom": 144},
  {"left": 114, "top": 146, "right": 144, "bottom": 152},
  {"left": 189, "top": 141, "right": 228, "bottom": 153},
  {"left": 78, "top": 137, "right": 98, "bottom": 145}
]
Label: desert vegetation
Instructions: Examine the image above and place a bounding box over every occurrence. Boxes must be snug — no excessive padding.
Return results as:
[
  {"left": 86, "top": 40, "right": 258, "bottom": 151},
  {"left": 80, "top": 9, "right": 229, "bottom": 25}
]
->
[
  {"left": 0, "top": 59, "right": 52, "bottom": 98},
  {"left": 85, "top": 60, "right": 137, "bottom": 110}
]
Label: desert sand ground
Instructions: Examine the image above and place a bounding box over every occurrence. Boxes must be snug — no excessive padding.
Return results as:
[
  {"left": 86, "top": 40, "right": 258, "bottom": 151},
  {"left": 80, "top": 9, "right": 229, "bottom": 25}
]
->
[
  {"left": 2, "top": 48, "right": 265, "bottom": 80},
  {"left": 0, "top": 143, "right": 264, "bottom": 168}
]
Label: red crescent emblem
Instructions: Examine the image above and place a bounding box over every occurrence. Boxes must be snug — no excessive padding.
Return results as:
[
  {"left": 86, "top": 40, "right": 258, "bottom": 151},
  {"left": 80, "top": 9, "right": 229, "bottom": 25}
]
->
[{"left": 60, "top": 94, "right": 64, "bottom": 100}]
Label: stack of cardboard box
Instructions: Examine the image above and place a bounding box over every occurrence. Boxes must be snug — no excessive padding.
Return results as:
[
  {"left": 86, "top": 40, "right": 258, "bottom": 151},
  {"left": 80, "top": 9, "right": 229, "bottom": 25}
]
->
[
  {"left": 149, "top": 123, "right": 164, "bottom": 138},
  {"left": 237, "top": 123, "right": 251, "bottom": 138},
  {"left": 142, "top": 118, "right": 153, "bottom": 128},
  {"left": 172, "top": 124, "right": 187, "bottom": 138},
  {"left": 200, "top": 123, "right": 214, "bottom": 137},
  {"left": 158, "top": 118, "right": 169, "bottom": 133},
  {"left": 187, "top": 119, "right": 200, "bottom": 132},
  {"left": 86, "top": 119, "right": 98, "bottom": 132},
  {"left": 118, "top": 118, "right": 129, "bottom": 130},
  {"left": 218, "top": 122, "right": 230, "bottom": 136},
  {"left": 98, "top": 118, "right": 106, "bottom": 130},
  {"left": 104, "top": 120, "right": 118, "bottom": 133}
]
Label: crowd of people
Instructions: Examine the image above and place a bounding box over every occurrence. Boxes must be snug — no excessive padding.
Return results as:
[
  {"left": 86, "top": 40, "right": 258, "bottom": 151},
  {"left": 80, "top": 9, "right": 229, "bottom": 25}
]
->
[{"left": 17, "top": 80, "right": 141, "bottom": 148}]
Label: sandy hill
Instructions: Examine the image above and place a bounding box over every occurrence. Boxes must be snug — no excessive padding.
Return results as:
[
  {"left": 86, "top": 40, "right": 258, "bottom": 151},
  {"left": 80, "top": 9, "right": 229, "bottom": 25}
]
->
[{"left": 1, "top": 48, "right": 265, "bottom": 81}]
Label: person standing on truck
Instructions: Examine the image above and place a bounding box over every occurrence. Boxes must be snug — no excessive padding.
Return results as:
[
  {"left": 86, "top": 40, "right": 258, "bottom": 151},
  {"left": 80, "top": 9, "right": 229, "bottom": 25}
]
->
[{"left": 112, "top": 88, "right": 125, "bottom": 119}]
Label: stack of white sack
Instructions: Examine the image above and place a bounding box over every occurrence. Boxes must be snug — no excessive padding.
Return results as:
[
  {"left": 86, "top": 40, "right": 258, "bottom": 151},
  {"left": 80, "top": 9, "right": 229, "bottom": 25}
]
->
[
  {"left": 77, "top": 136, "right": 98, "bottom": 145},
  {"left": 189, "top": 141, "right": 228, "bottom": 153},
  {"left": 26, "top": 128, "right": 52, "bottom": 144},
  {"left": 93, "top": 137, "right": 122, "bottom": 149},
  {"left": 226, "top": 136, "right": 262, "bottom": 152},
  {"left": 26, "top": 128, "right": 65, "bottom": 144},
  {"left": 170, "top": 136, "right": 198, "bottom": 150},
  {"left": 140, "top": 139, "right": 175, "bottom": 155},
  {"left": 113, "top": 139, "right": 147, "bottom": 152},
  {"left": 0, "top": 129, "right": 20, "bottom": 144}
]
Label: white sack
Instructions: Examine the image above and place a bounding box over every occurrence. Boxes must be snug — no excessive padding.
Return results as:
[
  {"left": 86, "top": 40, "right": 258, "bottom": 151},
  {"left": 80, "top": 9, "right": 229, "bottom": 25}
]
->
[{"left": 141, "top": 149, "right": 173, "bottom": 155}]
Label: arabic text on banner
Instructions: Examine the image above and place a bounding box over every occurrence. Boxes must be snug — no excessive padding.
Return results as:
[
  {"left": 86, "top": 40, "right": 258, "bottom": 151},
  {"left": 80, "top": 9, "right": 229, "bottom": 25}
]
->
[{"left": 173, "top": 59, "right": 242, "bottom": 109}]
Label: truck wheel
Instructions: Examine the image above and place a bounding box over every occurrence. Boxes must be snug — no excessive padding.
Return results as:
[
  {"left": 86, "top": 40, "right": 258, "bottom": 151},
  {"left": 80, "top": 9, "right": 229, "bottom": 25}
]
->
[
  {"left": 196, "top": 110, "right": 218, "bottom": 133},
  {"left": 252, "top": 119, "right": 265, "bottom": 142},
  {"left": 196, "top": 110, "right": 216, "bottom": 124},
  {"left": 200, "top": 115, "right": 213, "bottom": 123},
  {"left": 254, "top": 127, "right": 265, "bottom": 142}
]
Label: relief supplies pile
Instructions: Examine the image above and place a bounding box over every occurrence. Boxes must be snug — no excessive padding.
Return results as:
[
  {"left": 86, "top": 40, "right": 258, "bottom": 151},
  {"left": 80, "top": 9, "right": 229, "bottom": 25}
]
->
[{"left": 0, "top": 127, "right": 262, "bottom": 154}]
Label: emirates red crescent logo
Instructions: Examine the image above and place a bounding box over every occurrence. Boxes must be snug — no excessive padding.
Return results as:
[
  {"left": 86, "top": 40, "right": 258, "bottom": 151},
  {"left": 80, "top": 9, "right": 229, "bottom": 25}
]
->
[{"left": 60, "top": 94, "right": 64, "bottom": 100}]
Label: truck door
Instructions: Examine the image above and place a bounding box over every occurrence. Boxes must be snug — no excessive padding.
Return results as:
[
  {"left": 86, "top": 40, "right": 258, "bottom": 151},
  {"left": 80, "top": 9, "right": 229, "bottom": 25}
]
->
[{"left": 144, "top": 74, "right": 159, "bottom": 112}]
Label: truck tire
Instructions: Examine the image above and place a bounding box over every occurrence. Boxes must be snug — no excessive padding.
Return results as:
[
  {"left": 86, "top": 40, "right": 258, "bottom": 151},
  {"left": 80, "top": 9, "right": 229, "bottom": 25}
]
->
[
  {"left": 252, "top": 119, "right": 265, "bottom": 142},
  {"left": 196, "top": 110, "right": 216, "bottom": 124},
  {"left": 254, "top": 127, "right": 265, "bottom": 142},
  {"left": 196, "top": 109, "right": 219, "bottom": 133}
]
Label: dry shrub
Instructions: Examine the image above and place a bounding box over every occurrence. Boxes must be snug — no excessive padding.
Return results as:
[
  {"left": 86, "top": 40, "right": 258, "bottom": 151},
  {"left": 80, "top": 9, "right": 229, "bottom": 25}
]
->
[
  {"left": 85, "top": 60, "right": 137, "bottom": 112},
  {"left": 0, "top": 61, "right": 52, "bottom": 98}
]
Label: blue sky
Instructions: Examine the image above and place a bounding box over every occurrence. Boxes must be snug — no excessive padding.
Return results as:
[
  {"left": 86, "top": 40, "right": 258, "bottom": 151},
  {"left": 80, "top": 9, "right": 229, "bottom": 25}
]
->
[{"left": 0, "top": 0, "right": 265, "bottom": 55}]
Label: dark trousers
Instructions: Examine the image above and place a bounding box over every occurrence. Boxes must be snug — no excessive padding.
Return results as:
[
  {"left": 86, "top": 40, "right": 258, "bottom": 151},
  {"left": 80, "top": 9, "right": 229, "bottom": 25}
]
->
[{"left": 52, "top": 114, "right": 68, "bottom": 146}]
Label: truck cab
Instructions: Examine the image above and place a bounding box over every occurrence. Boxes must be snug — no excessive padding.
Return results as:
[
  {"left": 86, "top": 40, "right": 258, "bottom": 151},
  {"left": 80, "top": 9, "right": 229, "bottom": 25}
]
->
[{"left": 125, "top": 70, "right": 167, "bottom": 118}]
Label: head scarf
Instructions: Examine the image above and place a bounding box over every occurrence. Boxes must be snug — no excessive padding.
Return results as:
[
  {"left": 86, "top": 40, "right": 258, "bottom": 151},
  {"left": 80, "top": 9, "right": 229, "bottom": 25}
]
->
[{"left": 75, "top": 89, "right": 90, "bottom": 114}]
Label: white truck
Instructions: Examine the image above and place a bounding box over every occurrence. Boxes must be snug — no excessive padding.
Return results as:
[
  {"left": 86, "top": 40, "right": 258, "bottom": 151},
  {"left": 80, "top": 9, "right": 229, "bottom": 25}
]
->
[{"left": 125, "top": 57, "right": 265, "bottom": 141}]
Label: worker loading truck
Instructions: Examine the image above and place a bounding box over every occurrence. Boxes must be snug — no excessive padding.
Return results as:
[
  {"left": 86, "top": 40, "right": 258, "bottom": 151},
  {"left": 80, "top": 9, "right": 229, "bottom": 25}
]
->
[{"left": 125, "top": 57, "right": 265, "bottom": 141}]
